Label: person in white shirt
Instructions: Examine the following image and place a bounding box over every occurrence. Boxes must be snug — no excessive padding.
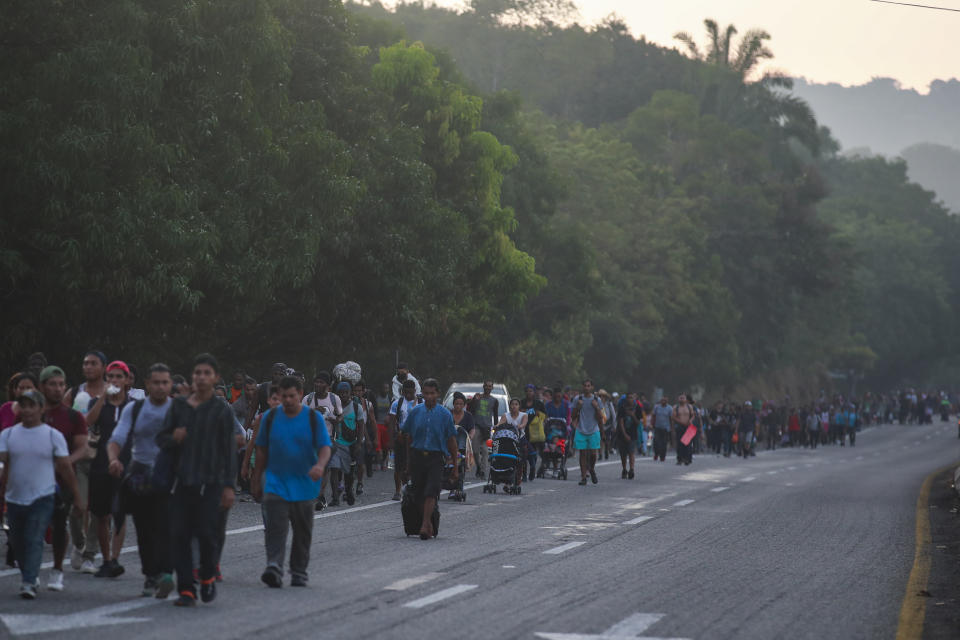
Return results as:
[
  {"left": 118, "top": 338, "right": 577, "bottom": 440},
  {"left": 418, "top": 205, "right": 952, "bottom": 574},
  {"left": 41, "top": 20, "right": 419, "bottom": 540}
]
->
[
  {"left": 0, "top": 390, "right": 84, "bottom": 599},
  {"left": 302, "top": 372, "right": 342, "bottom": 511},
  {"left": 391, "top": 362, "right": 421, "bottom": 401}
]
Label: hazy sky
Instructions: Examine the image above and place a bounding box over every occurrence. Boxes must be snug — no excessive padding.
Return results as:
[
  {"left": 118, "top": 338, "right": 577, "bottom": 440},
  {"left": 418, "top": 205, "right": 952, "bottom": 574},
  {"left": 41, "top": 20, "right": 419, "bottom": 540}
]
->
[{"left": 425, "top": 0, "right": 958, "bottom": 92}]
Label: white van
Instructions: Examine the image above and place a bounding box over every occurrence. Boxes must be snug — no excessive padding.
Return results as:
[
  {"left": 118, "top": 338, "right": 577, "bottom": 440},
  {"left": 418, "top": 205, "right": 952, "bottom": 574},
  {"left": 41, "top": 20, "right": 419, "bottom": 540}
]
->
[{"left": 442, "top": 382, "right": 511, "bottom": 418}]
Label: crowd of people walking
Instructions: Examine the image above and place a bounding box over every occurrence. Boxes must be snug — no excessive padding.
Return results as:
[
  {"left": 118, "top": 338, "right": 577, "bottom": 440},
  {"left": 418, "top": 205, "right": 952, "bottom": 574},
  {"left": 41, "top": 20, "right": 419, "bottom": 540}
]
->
[{"left": 0, "top": 349, "right": 955, "bottom": 604}]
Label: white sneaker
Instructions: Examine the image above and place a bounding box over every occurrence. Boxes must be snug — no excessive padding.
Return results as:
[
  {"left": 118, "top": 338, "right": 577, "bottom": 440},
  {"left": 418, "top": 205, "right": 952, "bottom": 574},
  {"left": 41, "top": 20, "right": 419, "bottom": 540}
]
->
[
  {"left": 19, "top": 582, "right": 38, "bottom": 599},
  {"left": 80, "top": 559, "right": 96, "bottom": 574},
  {"left": 70, "top": 546, "right": 83, "bottom": 571},
  {"left": 47, "top": 570, "right": 64, "bottom": 591}
]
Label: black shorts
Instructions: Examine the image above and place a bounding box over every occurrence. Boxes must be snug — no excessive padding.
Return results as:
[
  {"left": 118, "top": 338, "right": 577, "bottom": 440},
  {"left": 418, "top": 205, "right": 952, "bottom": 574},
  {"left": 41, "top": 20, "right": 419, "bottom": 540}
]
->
[
  {"left": 88, "top": 473, "right": 119, "bottom": 518},
  {"left": 408, "top": 449, "right": 444, "bottom": 500}
]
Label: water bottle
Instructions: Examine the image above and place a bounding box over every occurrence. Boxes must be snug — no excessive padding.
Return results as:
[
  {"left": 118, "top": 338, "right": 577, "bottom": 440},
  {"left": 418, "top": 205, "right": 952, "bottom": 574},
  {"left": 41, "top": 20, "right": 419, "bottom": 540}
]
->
[{"left": 73, "top": 390, "right": 91, "bottom": 414}]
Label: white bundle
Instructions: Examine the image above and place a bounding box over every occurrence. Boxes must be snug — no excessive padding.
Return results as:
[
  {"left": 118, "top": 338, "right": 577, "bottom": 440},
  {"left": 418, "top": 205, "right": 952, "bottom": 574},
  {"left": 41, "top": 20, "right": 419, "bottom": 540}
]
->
[{"left": 333, "top": 361, "right": 362, "bottom": 384}]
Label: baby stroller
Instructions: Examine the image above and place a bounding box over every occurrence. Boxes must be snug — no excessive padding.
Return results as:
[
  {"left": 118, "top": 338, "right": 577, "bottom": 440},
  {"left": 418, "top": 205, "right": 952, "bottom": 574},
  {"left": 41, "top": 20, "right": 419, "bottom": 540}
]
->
[
  {"left": 443, "top": 425, "right": 470, "bottom": 502},
  {"left": 483, "top": 425, "right": 522, "bottom": 495},
  {"left": 537, "top": 417, "right": 569, "bottom": 480}
]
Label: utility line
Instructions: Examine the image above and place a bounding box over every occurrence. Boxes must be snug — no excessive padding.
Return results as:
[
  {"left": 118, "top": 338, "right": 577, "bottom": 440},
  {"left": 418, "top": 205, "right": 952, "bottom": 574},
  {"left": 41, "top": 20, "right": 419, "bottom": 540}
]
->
[{"left": 870, "top": 0, "right": 960, "bottom": 12}]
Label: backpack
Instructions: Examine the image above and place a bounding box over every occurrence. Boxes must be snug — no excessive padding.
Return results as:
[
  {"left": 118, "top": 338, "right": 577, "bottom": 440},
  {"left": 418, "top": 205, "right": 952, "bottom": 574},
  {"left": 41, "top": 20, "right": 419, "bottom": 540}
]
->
[
  {"left": 261, "top": 406, "right": 320, "bottom": 451},
  {"left": 527, "top": 408, "right": 546, "bottom": 443},
  {"left": 393, "top": 396, "right": 422, "bottom": 431},
  {"left": 334, "top": 397, "right": 363, "bottom": 445},
  {"left": 575, "top": 395, "right": 605, "bottom": 425}
]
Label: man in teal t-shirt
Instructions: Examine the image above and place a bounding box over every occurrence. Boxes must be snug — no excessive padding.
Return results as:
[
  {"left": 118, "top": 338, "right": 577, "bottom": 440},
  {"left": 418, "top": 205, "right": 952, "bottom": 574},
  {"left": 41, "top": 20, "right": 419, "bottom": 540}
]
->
[{"left": 253, "top": 377, "right": 330, "bottom": 588}]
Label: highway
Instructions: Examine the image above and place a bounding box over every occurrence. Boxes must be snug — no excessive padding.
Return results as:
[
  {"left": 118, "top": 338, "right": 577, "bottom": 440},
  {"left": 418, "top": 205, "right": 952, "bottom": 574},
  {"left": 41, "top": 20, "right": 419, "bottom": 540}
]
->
[{"left": 1, "top": 419, "right": 957, "bottom": 639}]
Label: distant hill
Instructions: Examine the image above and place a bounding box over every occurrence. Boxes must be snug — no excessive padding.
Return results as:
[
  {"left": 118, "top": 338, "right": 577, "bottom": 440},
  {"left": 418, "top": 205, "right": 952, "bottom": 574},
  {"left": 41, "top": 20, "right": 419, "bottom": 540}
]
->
[
  {"left": 900, "top": 143, "right": 960, "bottom": 213},
  {"left": 791, "top": 77, "right": 960, "bottom": 156},
  {"left": 792, "top": 78, "right": 960, "bottom": 212}
]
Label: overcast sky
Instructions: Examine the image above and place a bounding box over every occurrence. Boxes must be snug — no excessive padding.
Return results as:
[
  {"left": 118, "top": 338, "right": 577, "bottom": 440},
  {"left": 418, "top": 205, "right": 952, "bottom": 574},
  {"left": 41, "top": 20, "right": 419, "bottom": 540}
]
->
[{"left": 424, "top": 0, "right": 958, "bottom": 92}]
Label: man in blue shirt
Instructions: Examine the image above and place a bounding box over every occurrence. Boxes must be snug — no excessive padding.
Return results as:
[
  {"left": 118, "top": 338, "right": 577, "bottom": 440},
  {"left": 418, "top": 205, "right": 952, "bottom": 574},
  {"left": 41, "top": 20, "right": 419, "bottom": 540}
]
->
[
  {"left": 252, "top": 376, "right": 331, "bottom": 588},
  {"left": 400, "top": 378, "right": 457, "bottom": 540}
]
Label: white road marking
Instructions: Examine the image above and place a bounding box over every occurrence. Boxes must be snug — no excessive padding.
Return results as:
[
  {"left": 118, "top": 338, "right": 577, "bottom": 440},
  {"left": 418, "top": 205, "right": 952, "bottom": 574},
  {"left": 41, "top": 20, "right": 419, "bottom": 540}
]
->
[
  {"left": 502, "top": 565, "right": 516, "bottom": 569},
  {"left": 741, "top": 476, "right": 756, "bottom": 482},
  {"left": 680, "top": 471, "right": 732, "bottom": 483},
  {"left": 855, "top": 456, "right": 864, "bottom": 461},
  {"left": 402, "top": 584, "right": 478, "bottom": 609},
  {"left": 623, "top": 515, "right": 655, "bottom": 525},
  {"left": 543, "top": 541, "right": 588, "bottom": 555},
  {"left": 710, "top": 487, "right": 730, "bottom": 493},
  {"left": 384, "top": 572, "right": 445, "bottom": 591},
  {"left": 787, "top": 466, "right": 796, "bottom": 471},
  {"left": 535, "top": 612, "right": 691, "bottom": 640},
  {"left": 0, "top": 598, "right": 158, "bottom": 636},
  {"left": 766, "top": 471, "right": 778, "bottom": 475},
  {"left": 672, "top": 499, "right": 695, "bottom": 507}
]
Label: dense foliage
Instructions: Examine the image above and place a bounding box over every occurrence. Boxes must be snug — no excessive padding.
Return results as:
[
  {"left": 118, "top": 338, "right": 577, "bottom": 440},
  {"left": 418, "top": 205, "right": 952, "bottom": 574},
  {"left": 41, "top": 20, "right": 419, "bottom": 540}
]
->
[{"left": 2, "top": 1, "right": 957, "bottom": 394}]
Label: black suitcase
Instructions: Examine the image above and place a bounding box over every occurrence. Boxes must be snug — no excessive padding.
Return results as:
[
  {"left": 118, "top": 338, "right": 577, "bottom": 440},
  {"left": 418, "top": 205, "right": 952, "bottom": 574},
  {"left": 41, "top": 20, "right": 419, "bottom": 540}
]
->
[{"left": 401, "top": 485, "right": 440, "bottom": 537}]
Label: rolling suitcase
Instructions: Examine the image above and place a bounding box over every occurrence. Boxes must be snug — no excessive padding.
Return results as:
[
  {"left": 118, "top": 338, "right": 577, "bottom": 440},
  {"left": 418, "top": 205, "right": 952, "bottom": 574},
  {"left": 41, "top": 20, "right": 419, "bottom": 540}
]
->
[{"left": 401, "top": 484, "right": 440, "bottom": 537}]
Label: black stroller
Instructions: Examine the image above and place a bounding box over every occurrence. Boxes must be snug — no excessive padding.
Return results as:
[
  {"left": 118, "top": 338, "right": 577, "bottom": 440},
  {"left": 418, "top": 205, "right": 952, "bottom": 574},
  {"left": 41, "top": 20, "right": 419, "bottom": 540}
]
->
[
  {"left": 483, "top": 425, "right": 522, "bottom": 495},
  {"left": 443, "top": 425, "right": 470, "bottom": 502},
  {"left": 536, "top": 417, "right": 569, "bottom": 480}
]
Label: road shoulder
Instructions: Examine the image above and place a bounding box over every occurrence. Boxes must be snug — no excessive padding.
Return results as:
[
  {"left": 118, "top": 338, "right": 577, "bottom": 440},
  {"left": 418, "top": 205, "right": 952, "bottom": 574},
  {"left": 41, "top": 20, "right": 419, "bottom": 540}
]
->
[{"left": 921, "top": 465, "right": 960, "bottom": 639}]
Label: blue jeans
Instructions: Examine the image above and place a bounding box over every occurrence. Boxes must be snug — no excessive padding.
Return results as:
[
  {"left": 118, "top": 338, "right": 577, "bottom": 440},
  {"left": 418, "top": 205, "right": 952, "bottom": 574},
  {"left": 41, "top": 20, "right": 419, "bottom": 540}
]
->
[{"left": 8, "top": 494, "right": 55, "bottom": 585}]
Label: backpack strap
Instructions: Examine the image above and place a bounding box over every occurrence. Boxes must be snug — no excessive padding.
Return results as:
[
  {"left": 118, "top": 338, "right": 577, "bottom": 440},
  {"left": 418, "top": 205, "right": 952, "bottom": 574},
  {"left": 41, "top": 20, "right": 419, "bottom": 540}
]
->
[
  {"left": 261, "top": 407, "right": 278, "bottom": 450},
  {"left": 308, "top": 409, "right": 319, "bottom": 453},
  {"left": 120, "top": 399, "right": 145, "bottom": 458}
]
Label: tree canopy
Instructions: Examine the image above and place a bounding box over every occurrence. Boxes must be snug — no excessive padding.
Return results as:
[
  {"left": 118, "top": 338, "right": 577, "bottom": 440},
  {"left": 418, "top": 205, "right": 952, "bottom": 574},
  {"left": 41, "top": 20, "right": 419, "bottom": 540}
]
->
[{"left": 3, "top": 0, "right": 957, "bottom": 395}]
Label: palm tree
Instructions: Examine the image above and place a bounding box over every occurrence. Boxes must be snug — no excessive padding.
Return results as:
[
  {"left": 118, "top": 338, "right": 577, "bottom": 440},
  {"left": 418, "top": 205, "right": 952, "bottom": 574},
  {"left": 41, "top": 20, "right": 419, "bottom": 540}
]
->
[
  {"left": 674, "top": 19, "right": 773, "bottom": 78},
  {"left": 673, "top": 18, "right": 819, "bottom": 155}
]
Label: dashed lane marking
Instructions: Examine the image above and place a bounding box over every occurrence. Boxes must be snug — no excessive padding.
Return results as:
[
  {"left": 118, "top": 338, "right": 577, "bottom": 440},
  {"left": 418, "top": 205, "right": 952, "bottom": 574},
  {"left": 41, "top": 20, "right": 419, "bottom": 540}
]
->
[
  {"left": 384, "top": 573, "right": 446, "bottom": 591},
  {"left": 741, "top": 476, "right": 756, "bottom": 482},
  {"left": 623, "top": 515, "right": 655, "bottom": 525},
  {"left": 402, "top": 584, "right": 478, "bottom": 609},
  {"left": 710, "top": 487, "right": 730, "bottom": 493},
  {"left": 672, "top": 499, "right": 695, "bottom": 507},
  {"left": 543, "top": 541, "right": 588, "bottom": 555}
]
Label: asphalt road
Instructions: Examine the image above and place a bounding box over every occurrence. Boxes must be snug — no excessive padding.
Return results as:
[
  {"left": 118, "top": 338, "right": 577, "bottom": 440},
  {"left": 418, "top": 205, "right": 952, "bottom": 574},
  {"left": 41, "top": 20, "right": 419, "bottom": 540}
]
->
[{"left": 1, "top": 419, "right": 958, "bottom": 640}]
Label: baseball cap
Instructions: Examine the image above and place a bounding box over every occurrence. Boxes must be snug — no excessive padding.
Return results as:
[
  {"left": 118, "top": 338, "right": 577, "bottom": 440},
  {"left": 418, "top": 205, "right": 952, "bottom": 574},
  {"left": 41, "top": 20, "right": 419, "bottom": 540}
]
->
[
  {"left": 39, "top": 365, "right": 66, "bottom": 383},
  {"left": 106, "top": 360, "right": 130, "bottom": 375},
  {"left": 17, "top": 389, "right": 45, "bottom": 407}
]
